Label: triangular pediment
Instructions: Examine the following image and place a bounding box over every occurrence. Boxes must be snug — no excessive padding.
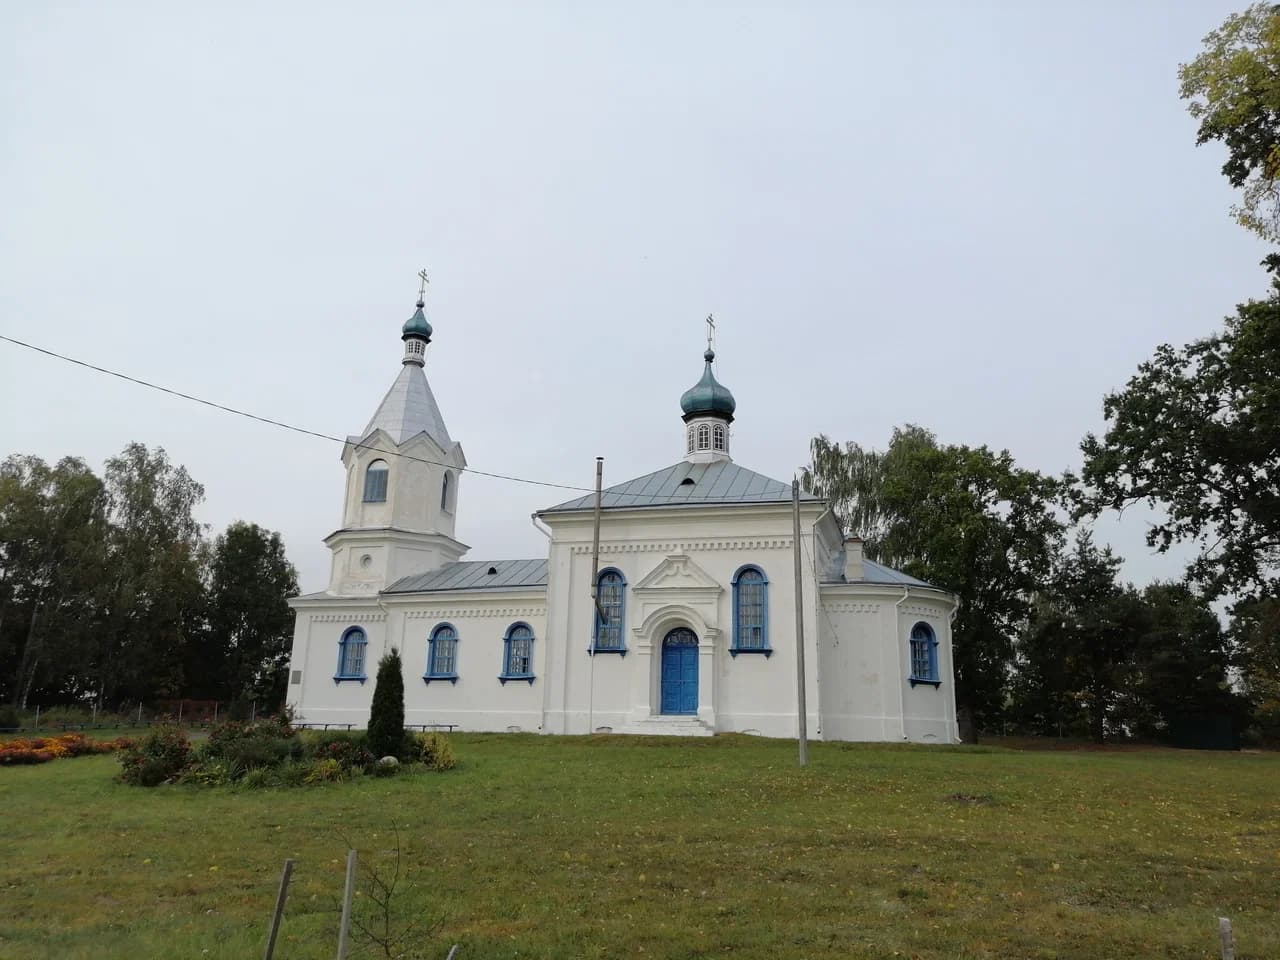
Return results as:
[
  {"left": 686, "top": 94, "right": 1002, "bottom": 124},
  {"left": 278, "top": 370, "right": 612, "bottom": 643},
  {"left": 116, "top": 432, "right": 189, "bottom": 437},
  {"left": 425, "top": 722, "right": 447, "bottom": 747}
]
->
[{"left": 633, "top": 554, "right": 722, "bottom": 593}]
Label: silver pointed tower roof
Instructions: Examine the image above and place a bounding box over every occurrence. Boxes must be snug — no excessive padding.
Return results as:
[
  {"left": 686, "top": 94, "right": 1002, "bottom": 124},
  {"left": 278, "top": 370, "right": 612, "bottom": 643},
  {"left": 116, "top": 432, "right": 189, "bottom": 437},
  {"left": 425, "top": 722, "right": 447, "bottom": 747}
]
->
[{"left": 355, "top": 292, "right": 453, "bottom": 450}]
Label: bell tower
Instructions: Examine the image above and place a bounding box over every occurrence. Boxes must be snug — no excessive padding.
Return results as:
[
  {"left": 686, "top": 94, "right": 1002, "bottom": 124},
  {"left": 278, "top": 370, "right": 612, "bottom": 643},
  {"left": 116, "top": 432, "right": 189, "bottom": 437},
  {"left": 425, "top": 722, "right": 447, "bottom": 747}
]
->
[{"left": 324, "top": 273, "right": 469, "bottom": 595}]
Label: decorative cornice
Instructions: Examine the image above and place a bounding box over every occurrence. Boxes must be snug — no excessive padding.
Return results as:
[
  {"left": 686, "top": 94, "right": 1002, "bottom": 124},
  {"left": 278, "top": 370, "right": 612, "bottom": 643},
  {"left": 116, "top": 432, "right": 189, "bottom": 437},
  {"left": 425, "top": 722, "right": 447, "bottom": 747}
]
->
[
  {"left": 569, "top": 538, "right": 792, "bottom": 556},
  {"left": 822, "top": 602, "right": 881, "bottom": 614},
  {"left": 311, "top": 613, "right": 387, "bottom": 623},
  {"left": 404, "top": 606, "right": 544, "bottom": 620},
  {"left": 901, "top": 604, "right": 946, "bottom": 618}
]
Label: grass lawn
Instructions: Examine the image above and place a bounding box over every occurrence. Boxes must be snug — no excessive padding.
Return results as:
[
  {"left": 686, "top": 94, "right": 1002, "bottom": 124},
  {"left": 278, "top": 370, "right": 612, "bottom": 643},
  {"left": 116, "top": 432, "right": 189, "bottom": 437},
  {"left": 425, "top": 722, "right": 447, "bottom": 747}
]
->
[{"left": 1, "top": 734, "right": 1276, "bottom": 959}]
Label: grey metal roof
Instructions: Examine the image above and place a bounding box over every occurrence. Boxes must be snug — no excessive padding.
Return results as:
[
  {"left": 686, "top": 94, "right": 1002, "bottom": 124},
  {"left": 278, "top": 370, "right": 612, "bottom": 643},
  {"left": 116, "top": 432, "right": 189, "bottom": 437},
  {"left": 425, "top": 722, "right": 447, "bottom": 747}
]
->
[
  {"left": 384, "top": 558, "right": 548, "bottom": 594},
  {"left": 823, "top": 558, "right": 937, "bottom": 589},
  {"left": 542, "top": 460, "right": 821, "bottom": 513},
  {"left": 358, "top": 363, "right": 452, "bottom": 449}
]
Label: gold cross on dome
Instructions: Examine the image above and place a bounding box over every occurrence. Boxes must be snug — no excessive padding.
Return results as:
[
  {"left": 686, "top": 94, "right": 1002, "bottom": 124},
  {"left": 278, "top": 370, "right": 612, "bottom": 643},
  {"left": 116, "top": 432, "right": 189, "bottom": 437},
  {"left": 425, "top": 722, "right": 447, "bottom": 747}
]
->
[
  {"left": 417, "top": 269, "right": 430, "bottom": 303},
  {"left": 705, "top": 313, "right": 716, "bottom": 351}
]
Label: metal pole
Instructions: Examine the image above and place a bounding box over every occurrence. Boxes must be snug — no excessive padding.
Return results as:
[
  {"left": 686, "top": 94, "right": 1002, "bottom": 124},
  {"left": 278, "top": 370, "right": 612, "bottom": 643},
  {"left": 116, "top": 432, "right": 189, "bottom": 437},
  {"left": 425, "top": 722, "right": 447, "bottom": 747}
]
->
[
  {"left": 792, "top": 478, "right": 809, "bottom": 767},
  {"left": 263, "top": 858, "right": 295, "bottom": 960},
  {"left": 587, "top": 457, "right": 603, "bottom": 735},
  {"left": 336, "top": 849, "right": 358, "bottom": 959}
]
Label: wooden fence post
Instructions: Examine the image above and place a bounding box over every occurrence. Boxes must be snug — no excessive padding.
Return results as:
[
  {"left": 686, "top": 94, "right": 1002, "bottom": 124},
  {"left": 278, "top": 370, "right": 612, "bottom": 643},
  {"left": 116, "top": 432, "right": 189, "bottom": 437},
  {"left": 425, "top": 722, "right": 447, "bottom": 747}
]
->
[
  {"left": 336, "top": 849, "right": 358, "bottom": 959},
  {"left": 262, "top": 858, "right": 295, "bottom": 960},
  {"left": 1219, "top": 917, "right": 1234, "bottom": 960}
]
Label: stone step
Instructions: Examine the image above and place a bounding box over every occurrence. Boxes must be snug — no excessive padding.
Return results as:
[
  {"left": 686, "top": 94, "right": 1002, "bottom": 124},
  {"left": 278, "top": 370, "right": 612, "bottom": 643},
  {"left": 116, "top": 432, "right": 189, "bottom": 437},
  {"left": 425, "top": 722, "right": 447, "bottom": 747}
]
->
[{"left": 623, "top": 716, "right": 715, "bottom": 737}]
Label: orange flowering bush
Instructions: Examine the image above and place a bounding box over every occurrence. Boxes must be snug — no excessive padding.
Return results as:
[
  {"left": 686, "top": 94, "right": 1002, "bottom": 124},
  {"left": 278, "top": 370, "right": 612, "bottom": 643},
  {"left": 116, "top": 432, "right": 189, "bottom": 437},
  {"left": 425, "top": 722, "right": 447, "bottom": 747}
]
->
[{"left": 0, "top": 733, "right": 133, "bottom": 766}]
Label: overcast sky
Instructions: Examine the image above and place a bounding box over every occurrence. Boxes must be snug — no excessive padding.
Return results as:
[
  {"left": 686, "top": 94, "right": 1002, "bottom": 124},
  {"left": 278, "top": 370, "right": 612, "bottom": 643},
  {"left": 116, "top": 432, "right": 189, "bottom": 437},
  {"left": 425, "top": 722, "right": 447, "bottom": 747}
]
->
[{"left": 1, "top": 1, "right": 1267, "bottom": 593}]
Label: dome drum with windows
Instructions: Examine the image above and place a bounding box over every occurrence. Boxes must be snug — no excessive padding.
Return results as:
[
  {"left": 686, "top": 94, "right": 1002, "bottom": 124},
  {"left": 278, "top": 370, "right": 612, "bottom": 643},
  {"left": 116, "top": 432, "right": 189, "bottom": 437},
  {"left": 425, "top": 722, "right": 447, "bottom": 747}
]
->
[{"left": 680, "top": 348, "right": 736, "bottom": 461}]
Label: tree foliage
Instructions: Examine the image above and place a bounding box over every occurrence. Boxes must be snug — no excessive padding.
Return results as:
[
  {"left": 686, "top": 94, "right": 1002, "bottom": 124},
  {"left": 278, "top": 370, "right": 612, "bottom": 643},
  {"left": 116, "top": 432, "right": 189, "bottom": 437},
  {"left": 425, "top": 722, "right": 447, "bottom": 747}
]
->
[
  {"left": 0, "top": 444, "right": 297, "bottom": 711},
  {"left": 805, "top": 426, "right": 1063, "bottom": 732},
  {"left": 367, "top": 648, "right": 405, "bottom": 759},
  {"left": 203, "top": 522, "right": 299, "bottom": 704},
  {"left": 1078, "top": 279, "right": 1280, "bottom": 600},
  {"left": 1180, "top": 3, "right": 1280, "bottom": 241}
]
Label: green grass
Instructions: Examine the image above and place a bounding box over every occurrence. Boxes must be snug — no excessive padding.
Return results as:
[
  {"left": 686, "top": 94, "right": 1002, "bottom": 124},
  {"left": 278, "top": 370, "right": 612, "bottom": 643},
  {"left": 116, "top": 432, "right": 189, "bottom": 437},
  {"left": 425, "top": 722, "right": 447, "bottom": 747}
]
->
[{"left": 1, "top": 735, "right": 1276, "bottom": 959}]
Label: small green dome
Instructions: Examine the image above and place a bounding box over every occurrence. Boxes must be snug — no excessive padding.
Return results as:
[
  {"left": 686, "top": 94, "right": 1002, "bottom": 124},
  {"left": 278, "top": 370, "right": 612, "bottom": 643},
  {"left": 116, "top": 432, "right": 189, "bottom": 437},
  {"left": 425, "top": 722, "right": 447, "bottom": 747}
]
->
[
  {"left": 402, "top": 300, "right": 433, "bottom": 341},
  {"left": 680, "top": 349, "right": 736, "bottom": 421}
]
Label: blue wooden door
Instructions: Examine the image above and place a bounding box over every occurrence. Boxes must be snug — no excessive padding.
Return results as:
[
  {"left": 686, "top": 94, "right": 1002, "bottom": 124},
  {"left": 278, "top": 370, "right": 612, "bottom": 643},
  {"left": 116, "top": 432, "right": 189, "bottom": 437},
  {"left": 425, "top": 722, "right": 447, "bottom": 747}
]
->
[{"left": 660, "top": 628, "right": 698, "bottom": 715}]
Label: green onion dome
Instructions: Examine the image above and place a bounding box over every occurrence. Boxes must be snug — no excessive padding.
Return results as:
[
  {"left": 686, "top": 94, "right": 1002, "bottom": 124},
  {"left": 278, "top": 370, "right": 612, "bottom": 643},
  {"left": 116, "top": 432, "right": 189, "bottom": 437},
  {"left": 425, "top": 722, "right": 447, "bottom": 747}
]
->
[
  {"left": 679, "top": 349, "right": 736, "bottom": 421},
  {"left": 402, "top": 300, "right": 433, "bottom": 341}
]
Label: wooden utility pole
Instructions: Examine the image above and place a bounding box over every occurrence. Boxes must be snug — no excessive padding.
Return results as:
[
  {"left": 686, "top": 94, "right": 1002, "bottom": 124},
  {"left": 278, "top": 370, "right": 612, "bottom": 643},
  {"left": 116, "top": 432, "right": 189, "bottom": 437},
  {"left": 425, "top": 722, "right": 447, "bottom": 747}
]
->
[
  {"left": 587, "top": 457, "right": 603, "bottom": 735},
  {"left": 791, "top": 478, "right": 809, "bottom": 767}
]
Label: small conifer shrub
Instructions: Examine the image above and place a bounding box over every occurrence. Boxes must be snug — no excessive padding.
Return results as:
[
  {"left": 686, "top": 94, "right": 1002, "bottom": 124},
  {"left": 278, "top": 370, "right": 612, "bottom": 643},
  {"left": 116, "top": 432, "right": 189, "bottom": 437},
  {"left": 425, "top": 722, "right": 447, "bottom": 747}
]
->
[{"left": 367, "top": 648, "right": 405, "bottom": 759}]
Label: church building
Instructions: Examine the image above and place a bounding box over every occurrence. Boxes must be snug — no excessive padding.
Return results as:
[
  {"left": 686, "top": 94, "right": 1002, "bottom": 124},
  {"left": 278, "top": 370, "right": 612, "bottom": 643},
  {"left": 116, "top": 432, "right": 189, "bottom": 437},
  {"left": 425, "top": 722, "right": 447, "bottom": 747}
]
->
[{"left": 287, "top": 291, "right": 959, "bottom": 742}]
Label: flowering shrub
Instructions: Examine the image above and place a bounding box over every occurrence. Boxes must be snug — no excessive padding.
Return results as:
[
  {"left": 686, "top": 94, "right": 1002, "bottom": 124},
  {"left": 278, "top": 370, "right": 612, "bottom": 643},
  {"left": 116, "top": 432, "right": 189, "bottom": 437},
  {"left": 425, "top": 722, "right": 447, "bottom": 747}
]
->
[
  {"left": 307, "top": 733, "right": 375, "bottom": 773},
  {"left": 412, "top": 732, "right": 457, "bottom": 771},
  {"left": 118, "top": 726, "right": 192, "bottom": 786},
  {"left": 0, "top": 733, "right": 132, "bottom": 766}
]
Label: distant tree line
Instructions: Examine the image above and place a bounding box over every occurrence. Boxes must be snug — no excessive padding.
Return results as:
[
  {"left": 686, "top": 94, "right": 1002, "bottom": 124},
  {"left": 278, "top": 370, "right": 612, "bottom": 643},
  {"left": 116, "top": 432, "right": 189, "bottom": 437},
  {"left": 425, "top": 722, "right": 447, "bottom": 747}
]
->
[
  {"left": 801, "top": 4, "right": 1280, "bottom": 745},
  {"left": 0, "top": 442, "right": 298, "bottom": 714}
]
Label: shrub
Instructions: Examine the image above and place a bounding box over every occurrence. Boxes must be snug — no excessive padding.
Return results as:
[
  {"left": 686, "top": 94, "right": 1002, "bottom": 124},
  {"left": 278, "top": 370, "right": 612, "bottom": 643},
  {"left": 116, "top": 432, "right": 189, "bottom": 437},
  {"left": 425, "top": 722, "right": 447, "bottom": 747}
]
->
[
  {"left": 241, "top": 767, "right": 276, "bottom": 790},
  {"left": 201, "top": 718, "right": 301, "bottom": 771},
  {"left": 303, "top": 758, "right": 346, "bottom": 784},
  {"left": 119, "top": 726, "right": 192, "bottom": 786},
  {"left": 368, "top": 649, "right": 405, "bottom": 759},
  {"left": 306, "top": 732, "right": 375, "bottom": 773},
  {"left": 180, "top": 757, "right": 242, "bottom": 786},
  {"left": 412, "top": 732, "right": 457, "bottom": 771},
  {"left": 277, "top": 760, "right": 313, "bottom": 787}
]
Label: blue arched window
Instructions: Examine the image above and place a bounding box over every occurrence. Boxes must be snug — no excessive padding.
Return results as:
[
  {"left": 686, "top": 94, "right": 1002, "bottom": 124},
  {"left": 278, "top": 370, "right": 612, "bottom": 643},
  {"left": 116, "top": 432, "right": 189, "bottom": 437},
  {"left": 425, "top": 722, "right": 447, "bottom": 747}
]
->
[
  {"left": 500, "top": 622, "right": 535, "bottom": 684},
  {"left": 335, "top": 627, "right": 368, "bottom": 682},
  {"left": 731, "top": 566, "right": 770, "bottom": 656},
  {"left": 363, "top": 460, "right": 389, "bottom": 502},
  {"left": 592, "top": 569, "right": 626, "bottom": 654},
  {"left": 909, "top": 622, "right": 940, "bottom": 686},
  {"left": 425, "top": 623, "right": 458, "bottom": 683}
]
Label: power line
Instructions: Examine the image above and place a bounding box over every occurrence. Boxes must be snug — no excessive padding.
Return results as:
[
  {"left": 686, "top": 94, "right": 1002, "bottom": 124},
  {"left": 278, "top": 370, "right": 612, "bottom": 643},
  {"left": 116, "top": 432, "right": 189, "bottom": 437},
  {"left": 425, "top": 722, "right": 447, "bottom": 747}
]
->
[
  {"left": 0, "top": 332, "right": 819, "bottom": 509},
  {"left": 0, "top": 333, "right": 590, "bottom": 495}
]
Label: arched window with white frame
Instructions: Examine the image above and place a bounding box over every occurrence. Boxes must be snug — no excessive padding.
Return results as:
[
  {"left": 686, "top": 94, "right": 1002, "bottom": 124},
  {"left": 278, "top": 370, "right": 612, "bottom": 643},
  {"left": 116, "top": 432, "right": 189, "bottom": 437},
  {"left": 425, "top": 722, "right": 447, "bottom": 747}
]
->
[
  {"left": 712, "top": 423, "right": 726, "bottom": 451},
  {"left": 696, "top": 423, "right": 711, "bottom": 450}
]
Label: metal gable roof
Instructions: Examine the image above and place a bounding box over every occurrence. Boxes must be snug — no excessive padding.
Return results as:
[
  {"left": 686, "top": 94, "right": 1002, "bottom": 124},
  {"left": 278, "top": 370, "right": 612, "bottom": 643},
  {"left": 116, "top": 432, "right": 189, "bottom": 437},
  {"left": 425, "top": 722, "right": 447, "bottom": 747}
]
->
[
  {"left": 541, "top": 460, "right": 821, "bottom": 514},
  {"left": 384, "top": 558, "right": 548, "bottom": 595},
  {"left": 820, "top": 556, "right": 939, "bottom": 589}
]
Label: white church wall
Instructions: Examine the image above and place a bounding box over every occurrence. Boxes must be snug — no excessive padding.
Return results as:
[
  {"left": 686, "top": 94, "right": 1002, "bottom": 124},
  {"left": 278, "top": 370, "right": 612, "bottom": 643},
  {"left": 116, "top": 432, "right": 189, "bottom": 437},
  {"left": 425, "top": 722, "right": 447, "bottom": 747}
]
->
[
  {"left": 539, "top": 503, "right": 825, "bottom": 738},
  {"left": 897, "top": 599, "right": 956, "bottom": 744},
  {"left": 287, "top": 601, "right": 387, "bottom": 727},
  {"left": 390, "top": 597, "right": 547, "bottom": 733},
  {"left": 817, "top": 585, "right": 957, "bottom": 744},
  {"left": 289, "top": 591, "right": 548, "bottom": 732}
]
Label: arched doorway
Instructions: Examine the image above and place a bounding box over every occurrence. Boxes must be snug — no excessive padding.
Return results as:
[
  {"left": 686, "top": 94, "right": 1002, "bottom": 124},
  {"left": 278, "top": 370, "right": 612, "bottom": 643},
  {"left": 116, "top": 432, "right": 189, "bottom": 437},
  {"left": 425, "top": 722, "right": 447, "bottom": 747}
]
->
[{"left": 660, "top": 627, "right": 698, "bottom": 715}]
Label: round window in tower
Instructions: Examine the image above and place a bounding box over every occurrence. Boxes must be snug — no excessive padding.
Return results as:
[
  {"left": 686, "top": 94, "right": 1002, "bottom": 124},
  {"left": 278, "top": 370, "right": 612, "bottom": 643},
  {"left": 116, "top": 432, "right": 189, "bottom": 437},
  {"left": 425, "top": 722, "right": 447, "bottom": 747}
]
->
[{"left": 360, "top": 554, "right": 372, "bottom": 569}]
